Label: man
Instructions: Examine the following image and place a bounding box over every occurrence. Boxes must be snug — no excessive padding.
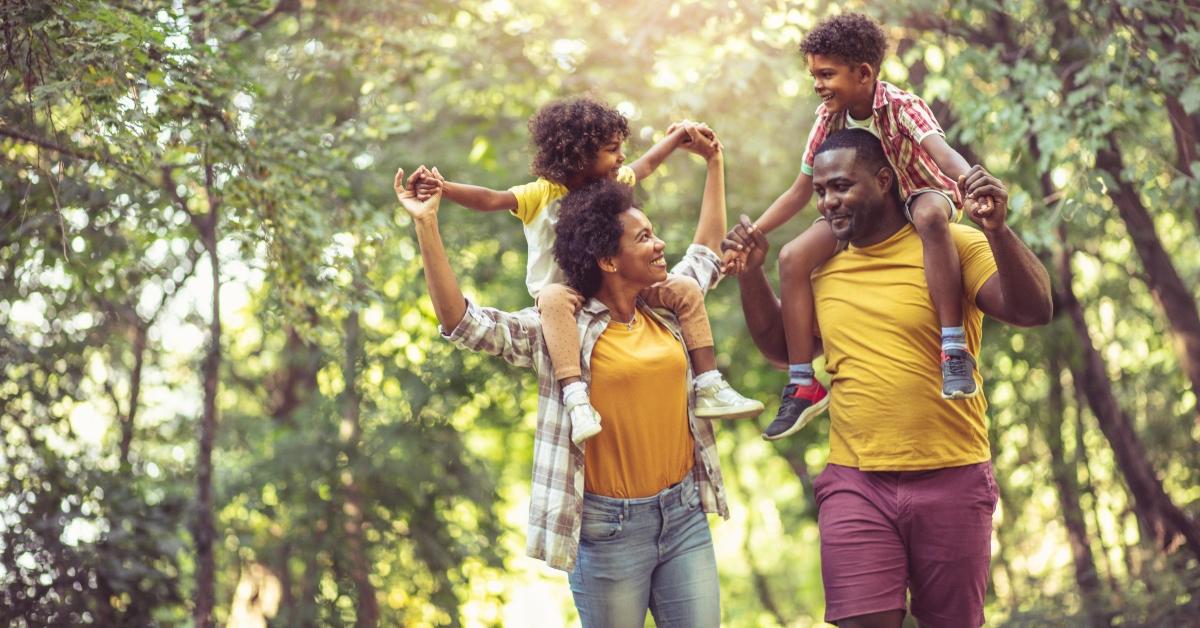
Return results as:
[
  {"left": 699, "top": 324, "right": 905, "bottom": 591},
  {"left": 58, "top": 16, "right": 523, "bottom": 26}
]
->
[{"left": 726, "top": 128, "right": 1052, "bottom": 628}]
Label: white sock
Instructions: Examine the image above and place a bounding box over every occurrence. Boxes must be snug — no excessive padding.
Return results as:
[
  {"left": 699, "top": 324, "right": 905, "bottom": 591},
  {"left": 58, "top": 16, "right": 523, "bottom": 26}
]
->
[
  {"left": 693, "top": 370, "right": 723, "bottom": 389},
  {"left": 562, "top": 381, "right": 589, "bottom": 405}
]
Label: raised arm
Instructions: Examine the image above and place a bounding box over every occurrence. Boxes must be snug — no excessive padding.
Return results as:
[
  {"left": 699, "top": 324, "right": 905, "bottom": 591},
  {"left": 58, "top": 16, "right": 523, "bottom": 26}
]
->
[
  {"left": 725, "top": 216, "right": 789, "bottom": 368},
  {"left": 397, "top": 167, "right": 468, "bottom": 329},
  {"left": 960, "top": 167, "right": 1053, "bottom": 327},
  {"left": 628, "top": 122, "right": 699, "bottom": 182},
  {"left": 438, "top": 180, "right": 518, "bottom": 213},
  {"left": 689, "top": 128, "right": 727, "bottom": 252}
]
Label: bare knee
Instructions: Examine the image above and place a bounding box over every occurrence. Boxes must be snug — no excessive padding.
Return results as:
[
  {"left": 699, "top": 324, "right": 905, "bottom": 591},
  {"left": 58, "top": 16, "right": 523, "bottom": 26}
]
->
[
  {"left": 780, "top": 236, "right": 830, "bottom": 281},
  {"left": 536, "top": 283, "right": 580, "bottom": 315},
  {"left": 909, "top": 195, "right": 952, "bottom": 236}
]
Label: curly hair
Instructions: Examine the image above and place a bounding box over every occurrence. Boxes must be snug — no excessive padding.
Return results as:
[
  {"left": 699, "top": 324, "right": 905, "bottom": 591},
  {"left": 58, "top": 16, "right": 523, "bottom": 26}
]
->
[
  {"left": 528, "top": 96, "right": 630, "bottom": 185},
  {"left": 799, "top": 13, "right": 888, "bottom": 72},
  {"left": 553, "top": 180, "right": 634, "bottom": 298}
]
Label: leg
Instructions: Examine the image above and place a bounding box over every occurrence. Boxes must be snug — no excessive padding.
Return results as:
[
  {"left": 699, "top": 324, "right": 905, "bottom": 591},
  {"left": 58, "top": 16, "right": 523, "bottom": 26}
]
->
[
  {"left": 779, "top": 220, "right": 840, "bottom": 365},
  {"left": 762, "top": 220, "right": 839, "bottom": 439},
  {"left": 907, "top": 192, "right": 963, "bottom": 333},
  {"left": 642, "top": 275, "right": 764, "bottom": 421},
  {"left": 640, "top": 275, "right": 715, "bottom": 373},
  {"left": 537, "top": 283, "right": 601, "bottom": 444},
  {"left": 648, "top": 480, "right": 720, "bottom": 628},
  {"left": 903, "top": 463, "right": 998, "bottom": 628},
  {"left": 906, "top": 191, "right": 977, "bottom": 400},
  {"left": 814, "top": 464, "right": 910, "bottom": 626},
  {"left": 537, "top": 283, "right": 585, "bottom": 383},
  {"left": 569, "top": 509, "right": 655, "bottom": 628}
]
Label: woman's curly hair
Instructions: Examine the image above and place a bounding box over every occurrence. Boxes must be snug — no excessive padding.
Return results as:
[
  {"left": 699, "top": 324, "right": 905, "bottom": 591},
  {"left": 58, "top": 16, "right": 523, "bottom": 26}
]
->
[
  {"left": 799, "top": 13, "right": 888, "bottom": 72},
  {"left": 553, "top": 180, "right": 634, "bottom": 298},
  {"left": 529, "top": 97, "right": 630, "bottom": 184}
]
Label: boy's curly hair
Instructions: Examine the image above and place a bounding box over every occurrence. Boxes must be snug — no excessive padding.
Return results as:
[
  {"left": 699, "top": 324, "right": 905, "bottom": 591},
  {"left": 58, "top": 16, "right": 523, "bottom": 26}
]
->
[
  {"left": 799, "top": 13, "right": 888, "bottom": 72},
  {"left": 553, "top": 180, "right": 634, "bottom": 298},
  {"left": 529, "top": 96, "right": 630, "bottom": 184}
]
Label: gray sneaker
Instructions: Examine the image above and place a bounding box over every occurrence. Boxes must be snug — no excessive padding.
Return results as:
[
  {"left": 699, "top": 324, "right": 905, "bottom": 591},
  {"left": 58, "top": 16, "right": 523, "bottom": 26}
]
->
[{"left": 941, "top": 348, "right": 978, "bottom": 399}]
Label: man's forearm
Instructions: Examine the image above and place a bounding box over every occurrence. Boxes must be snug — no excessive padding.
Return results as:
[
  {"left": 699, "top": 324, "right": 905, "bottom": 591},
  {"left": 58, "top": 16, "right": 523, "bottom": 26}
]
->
[
  {"left": 739, "top": 268, "right": 788, "bottom": 367},
  {"left": 986, "top": 225, "right": 1053, "bottom": 326}
]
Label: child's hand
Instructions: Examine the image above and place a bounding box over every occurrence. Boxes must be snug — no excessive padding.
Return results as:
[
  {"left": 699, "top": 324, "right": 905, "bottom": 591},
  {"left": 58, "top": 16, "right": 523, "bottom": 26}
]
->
[
  {"left": 675, "top": 122, "right": 721, "bottom": 161},
  {"left": 395, "top": 165, "right": 441, "bottom": 220},
  {"left": 411, "top": 166, "right": 444, "bottom": 202},
  {"left": 958, "top": 167, "right": 1008, "bottom": 232},
  {"left": 957, "top": 167, "right": 996, "bottom": 218},
  {"left": 720, "top": 248, "right": 748, "bottom": 276}
]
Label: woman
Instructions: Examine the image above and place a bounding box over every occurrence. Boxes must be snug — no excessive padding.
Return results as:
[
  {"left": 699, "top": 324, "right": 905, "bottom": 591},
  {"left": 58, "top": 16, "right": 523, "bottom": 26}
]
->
[{"left": 395, "top": 130, "right": 730, "bottom": 627}]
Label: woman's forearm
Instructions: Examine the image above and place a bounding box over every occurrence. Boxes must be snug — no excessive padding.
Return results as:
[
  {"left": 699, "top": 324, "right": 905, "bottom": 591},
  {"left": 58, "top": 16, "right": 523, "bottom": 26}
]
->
[
  {"left": 412, "top": 214, "right": 468, "bottom": 330},
  {"left": 692, "top": 154, "right": 727, "bottom": 252}
]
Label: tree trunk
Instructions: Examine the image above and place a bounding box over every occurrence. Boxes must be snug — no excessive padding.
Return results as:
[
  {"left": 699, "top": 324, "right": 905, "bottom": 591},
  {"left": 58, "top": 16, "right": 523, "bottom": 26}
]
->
[
  {"left": 1095, "top": 136, "right": 1200, "bottom": 418},
  {"left": 1055, "top": 226, "right": 1200, "bottom": 560},
  {"left": 193, "top": 224, "right": 220, "bottom": 628},
  {"left": 340, "top": 309, "right": 379, "bottom": 627},
  {"left": 119, "top": 324, "right": 146, "bottom": 467},
  {"left": 1045, "top": 356, "right": 1108, "bottom": 625}
]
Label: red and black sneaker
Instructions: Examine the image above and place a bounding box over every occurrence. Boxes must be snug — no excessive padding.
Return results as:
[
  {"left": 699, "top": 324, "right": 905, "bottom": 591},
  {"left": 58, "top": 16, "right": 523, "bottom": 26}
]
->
[{"left": 762, "top": 380, "right": 830, "bottom": 440}]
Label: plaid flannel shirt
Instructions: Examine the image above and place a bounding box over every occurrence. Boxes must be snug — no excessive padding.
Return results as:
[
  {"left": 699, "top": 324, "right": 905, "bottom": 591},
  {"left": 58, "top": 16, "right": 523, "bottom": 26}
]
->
[
  {"left": 801, "top": 80, "right": 964, "bottom": 207},
  {"left": 441, "top": 243, "right": 730, "bottom": 572}
]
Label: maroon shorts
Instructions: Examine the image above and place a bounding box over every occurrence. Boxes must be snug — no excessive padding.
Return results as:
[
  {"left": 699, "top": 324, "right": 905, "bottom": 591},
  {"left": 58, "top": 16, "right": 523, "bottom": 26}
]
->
[{"left": 813, "top": 462, "right": 999, "bottom": 627}]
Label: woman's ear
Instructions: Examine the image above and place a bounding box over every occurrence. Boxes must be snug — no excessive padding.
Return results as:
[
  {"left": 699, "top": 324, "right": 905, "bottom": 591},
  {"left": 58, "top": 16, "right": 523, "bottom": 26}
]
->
[{"left": 598, "top": 256, "right": 618, "bottom": 274}]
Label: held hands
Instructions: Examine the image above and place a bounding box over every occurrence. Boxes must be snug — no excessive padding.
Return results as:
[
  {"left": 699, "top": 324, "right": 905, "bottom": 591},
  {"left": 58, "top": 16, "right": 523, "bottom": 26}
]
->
[
  {"left": 957, "top": 165, "right": 1008, "bottom": 232},
  {"left": 719, "top": 215, "right": 769, "bottom": 276},
  {"left": 394, "top": 165, "right": 443, "bottom": 221},
  {"left": 667, "top": 120, "right": 722, "bottom": 161},
  {"left": 410, "top": 165, "right": 444, "bottom": 202}
]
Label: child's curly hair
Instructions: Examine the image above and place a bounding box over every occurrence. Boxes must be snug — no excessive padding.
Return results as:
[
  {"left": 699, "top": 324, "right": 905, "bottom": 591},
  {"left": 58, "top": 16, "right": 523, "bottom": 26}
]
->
[
  {"left": 528, "top": 97, "right": 630, "bottom": 184},
  {"left": 553, "top": 180, "right": 634, "bottom": 298},
  {"left": 799, "top": 13, "right": 888, "bottom": 72}
]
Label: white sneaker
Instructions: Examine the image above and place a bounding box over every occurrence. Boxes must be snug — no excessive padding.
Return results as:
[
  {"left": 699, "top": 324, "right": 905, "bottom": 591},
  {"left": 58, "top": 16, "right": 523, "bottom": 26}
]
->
[
  {"left": 694, "top": 373, "right": 764, "bottom": 420},
  {"left": 565, "top": 397, "right": 602, "bottom": 445}
]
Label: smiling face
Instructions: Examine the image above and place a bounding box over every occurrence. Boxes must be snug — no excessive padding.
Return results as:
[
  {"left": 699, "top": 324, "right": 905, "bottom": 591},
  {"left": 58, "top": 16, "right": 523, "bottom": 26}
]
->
[
  {"left": 812, "top": 147, "right": 894, "bottom": 245},
  {"left": 599, "top": 208, "right": 668, "bottom": 288},
  {"left": 807, "top": 54, "right": 876, "bottom": 116},
  {"left": 584, "top": 133, "right": 627, "bottom": 183}
]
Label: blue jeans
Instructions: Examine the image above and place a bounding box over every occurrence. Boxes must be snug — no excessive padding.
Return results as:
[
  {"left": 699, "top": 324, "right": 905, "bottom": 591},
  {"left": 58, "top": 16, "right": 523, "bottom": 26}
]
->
[{"left": 568, "top": 471, "right": 720, "bottom": 628}]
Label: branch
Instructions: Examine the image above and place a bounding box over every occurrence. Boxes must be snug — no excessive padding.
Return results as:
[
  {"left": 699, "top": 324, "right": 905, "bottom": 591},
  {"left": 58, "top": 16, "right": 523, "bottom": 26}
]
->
[
  {"left": 0, "top": 125, "right": 154, "bottom": 187},
  {"left": 233, "top": 0, "right": 299, "bottom": 42}
]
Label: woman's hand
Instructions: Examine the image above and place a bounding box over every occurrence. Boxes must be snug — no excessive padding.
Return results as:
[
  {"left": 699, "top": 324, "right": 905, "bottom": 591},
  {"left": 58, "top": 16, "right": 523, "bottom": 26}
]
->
[{"left": 395, "top": 166, "right": 443, "bottom": 221}]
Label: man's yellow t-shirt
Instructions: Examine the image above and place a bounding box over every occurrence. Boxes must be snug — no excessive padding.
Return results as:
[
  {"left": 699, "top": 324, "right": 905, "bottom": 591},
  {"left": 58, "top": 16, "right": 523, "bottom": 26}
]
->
[
  {"left": 508, "top": 166, "right": 637, "bottom": 299},
  {"left": 811, "top": 223, "right": 998, "bottom": 471}
]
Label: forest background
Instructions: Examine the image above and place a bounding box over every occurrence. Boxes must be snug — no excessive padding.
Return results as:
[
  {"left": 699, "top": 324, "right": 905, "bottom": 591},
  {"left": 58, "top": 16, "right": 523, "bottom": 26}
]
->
[{"left": 2, "top": 0, "right": 1199, "bottom": 626}]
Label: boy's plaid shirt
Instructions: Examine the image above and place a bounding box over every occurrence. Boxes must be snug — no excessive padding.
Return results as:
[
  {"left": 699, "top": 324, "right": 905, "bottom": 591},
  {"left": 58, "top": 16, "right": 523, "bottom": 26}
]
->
[
  {"left": 441, "top": 244, "right": 730, "bottom": 572},
  {"left": 802, "top": 80, "right": 964, "bottom": 207}
]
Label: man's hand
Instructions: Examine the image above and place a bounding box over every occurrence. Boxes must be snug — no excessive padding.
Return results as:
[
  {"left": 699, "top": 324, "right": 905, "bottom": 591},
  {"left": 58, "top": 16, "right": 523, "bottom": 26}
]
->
[
  {"left": 395, "top": 165, "right": 442, "bottom": 221},
  {"left": 721, "top": 215, "right": 769, "bottom": 275},
  {"left": 958, "top": 166, "right": 1004, "bottom": 231},
  {"left": 959, "top": 166, "right": 1008, "bottom": 232}
]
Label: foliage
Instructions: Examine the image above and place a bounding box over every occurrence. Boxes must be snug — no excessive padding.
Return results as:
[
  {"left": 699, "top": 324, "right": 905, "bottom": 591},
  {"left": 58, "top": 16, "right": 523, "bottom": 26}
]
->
[{"left": 2, "top": 0, "right": 1198, "bottom": 625}]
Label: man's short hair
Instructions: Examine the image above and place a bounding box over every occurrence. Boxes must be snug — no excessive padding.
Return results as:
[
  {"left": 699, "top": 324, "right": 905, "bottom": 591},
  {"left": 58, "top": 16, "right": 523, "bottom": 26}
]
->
[
  {"left": 799, "top": 13, "right": 888, "bottom": 72},
  {"left": 553, "top": 180, "right": 634, "bottom": 298},
  {"left": 814, "top": 128, "right": 892, "bottom": 177}
]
